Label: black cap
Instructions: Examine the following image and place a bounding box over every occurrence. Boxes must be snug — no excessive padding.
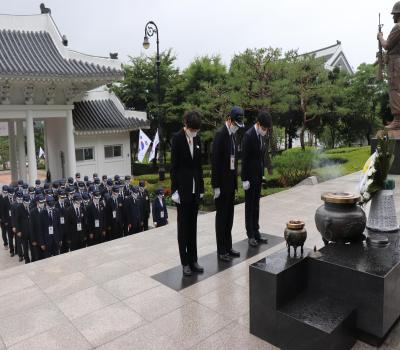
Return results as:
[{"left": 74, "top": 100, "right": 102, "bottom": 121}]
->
[
  {"left": 58, "top": 190, "right": 66, "bottom": 198},
  {"left": 114, "top": 175, "right": 120, "bottom": 181},
  {"left": 46, "top": 195, "right": 55, "bottom": 203},
  {"left": 17, "top": 179, "right": 23, "bottom": 186},
  {"left": 37, "top": 194, "right": 45, "bottom": 202},
  {"left": 112, "top": 185, "right": 119, "bottom": 193},
  {"left": 67, "top": 177, "right": 74, "bottom": 184},
  {"left": 35, "top": 188, "right": 42, "bottom": 195},
  {"left": 78, "top": 181, "right": 85, "bottom": 188},
  {"left": 139, "top": 180, "right": 145, "bottom": 187},
  {"left": 16, "top": 191, "right": 23, "bottom": 198},
  {"left": 2, "top": 185, "right": 8, "bottom": 192},
  {"left": 93, "top": 190, "right": 101, "bottom": 198},
  {"left": 230, "top": 106, "right": 245, "bottom": 128},
  {"left": 73, "top": 193, "right": 82, "bottom": 201},
  {"left": 84, "top": 175, "right": 89, "bottom": 182},
  {"left": 155, "top": 188, "right": 164, "bottom": 195},
  {"left": 75, "top": 172, "right": 81, "bottom": 178},
  {"left": 43, "top": 183, "right": 49, "bottom": 190},
  {"left": 102, "top": 175, "right": 107, "bottom": 180},
  {"left": 82, "top": 192, "right": 90, "bottom": 200},
  {"left": 107, "top": 179, "right": 113, "bottom": 186},
  {"left": 8, "top": 187, "right": 15, "bottom": 194},
  {"left": 22, "top": 183, "right": 28, "bottom": 189},
  {"left": 94, "top": 178, "right": 100, "bottom": 185},
  {"left": 35, "top": 179, "right": 41, "bottom": 185},
  {"left": 125, "top": 175, "right": 131, "bottom": 181},
  {"left": 93, "top": 173, "right": 98, "bottom": 178},
  {"left": 23, "top": 194, "right": 30, "bottom": 202},
  {"left": 28, "top": 186, "right": 35, "bottom": 193}
]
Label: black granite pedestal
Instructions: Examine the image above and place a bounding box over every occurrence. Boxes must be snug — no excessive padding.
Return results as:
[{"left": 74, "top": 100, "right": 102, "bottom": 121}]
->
[
  {"left": 371, "top": 137, "right": 400, "bottom": 174},
  {"left": 250, "top": 232, "right": 400, "bottom": 350}
]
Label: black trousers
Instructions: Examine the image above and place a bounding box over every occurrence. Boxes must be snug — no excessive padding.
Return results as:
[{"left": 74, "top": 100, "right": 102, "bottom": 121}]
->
[
  {"left": 15, "top": 234, "right": 23, "bottom": 258},
  {"left": 21, "top": 235, "right": 30, "bottom": 263},
  {"left": 215, "top": 190, "right": 234, "bottom": 255},
  {"left": 143, "top": 216, "right": 149, "bottom": 231},
  {"left": 42, "top": 239, "right": 60, "bottom": 258},
  {"left": 0, "top": 222, "right": 8, "bottom": 246},
  {"left": 177, "top": 196, "right": 199, "bottom": 266},
  {"left": 30, "top": 243, "right": 40, "bottom": 262},
  {"left": 6, "top": 225, "right": 14, "bottom": 254},
  {"left": 245, "top": 180, "right": 261, "bottom": 239}
]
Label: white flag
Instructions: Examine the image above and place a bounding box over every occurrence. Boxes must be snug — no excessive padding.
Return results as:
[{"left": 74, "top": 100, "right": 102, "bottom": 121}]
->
[
  {"left": 149, "top": 130, "right": 159, "bottom": 162},
  {"left": 137, "top": 129, "right": 152, "bottom": 162},
  {"left": 39, "top": 147, "right": 45, "bottom": 158}
]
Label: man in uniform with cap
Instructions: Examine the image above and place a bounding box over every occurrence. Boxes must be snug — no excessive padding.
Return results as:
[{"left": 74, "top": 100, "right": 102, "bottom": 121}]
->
[
  {"left": 56, "top": 190, "right": 69, "bottom": 254},
  {"left": 106, "top": 185, "right": 124, "bottom": 239},
  {"left": 86, "top": 190, "right": 107, "bottom": 245},
  {"left": 29, "top": 194, "right": 44, "bottom": 261},
  {"left": 212, "top": 106, "right": 244, "bottom": 262},
  {"left": 241, "top": 111, "right": 273, "bottom": 247},
  {"left": 15, "top": 194, "right": 32, "bottom": 263},
  {"left": 138, "top": 180, "right": 151, "bottom": 231},
  {"left": 152, "top": 188, "right": 168, "bottom": 228},
  {"left": 0, "top": 186, "right": 8, "bottom": 249},
  {"left": 39, "top": 195, "right": 61, "bottom": 258},
  {"left": 11, "top": 190, "right": 24, "bottom": 262},
  {"left": 65, "top": 193, "right": 85, "bottom": 251},
  {"left": 378, "top": 1, "right": 400, "bottom": 129}
]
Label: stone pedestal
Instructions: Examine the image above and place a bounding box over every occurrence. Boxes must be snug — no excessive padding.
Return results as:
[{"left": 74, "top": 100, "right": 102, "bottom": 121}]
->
[{"left": 250, "top": 232, "right": 400, "bottom": 349}]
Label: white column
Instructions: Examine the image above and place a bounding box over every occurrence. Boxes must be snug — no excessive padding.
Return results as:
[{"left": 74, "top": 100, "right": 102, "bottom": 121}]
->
[
  {"left": 25, "top": 110, "right": 37, "bottom": 185},
  {"left": 43, "top": 120, "right": 50, "bottom": 172},
  {"left": 16, "top": 120, "right": 27, "bottom": 182},
  {"left": 8, "top": 121, "right": 18, "bottom": 183},
  {"left": 66, "top": 110, "right": 76, "bottom": 178}
]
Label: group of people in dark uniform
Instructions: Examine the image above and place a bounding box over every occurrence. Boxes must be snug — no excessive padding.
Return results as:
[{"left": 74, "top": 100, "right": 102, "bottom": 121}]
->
[{"left": 0, "top": 173, "right": 168, "bottom": 264}]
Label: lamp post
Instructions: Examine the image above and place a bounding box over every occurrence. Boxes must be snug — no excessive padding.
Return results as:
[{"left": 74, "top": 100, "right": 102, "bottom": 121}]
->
[{"left": 143, "top": 21, "right": 165, "bottom": 181}]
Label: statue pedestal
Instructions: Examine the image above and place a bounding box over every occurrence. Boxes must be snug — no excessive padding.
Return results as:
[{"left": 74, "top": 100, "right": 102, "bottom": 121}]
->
[
  {"left": 371, "top": 135, "right": 400, "bottom": 174},
  {"left": 250, "top": 231, "right": 400, "bottom": 349}
]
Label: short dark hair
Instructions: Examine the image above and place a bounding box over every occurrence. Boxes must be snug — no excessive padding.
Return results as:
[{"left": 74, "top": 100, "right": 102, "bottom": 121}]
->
[
  {"left": 183, "top": 110, "right": 202, "bottom": 130},
  {"left": 257, "top": 111, "right": 272, "bottom": 128}
]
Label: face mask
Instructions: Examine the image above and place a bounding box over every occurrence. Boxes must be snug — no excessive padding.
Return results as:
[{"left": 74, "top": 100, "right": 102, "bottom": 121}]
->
[
  {"left": 258, "top": 126, "right": 268, "bottom": 137},
  {"left": 230, "top": 124, "right": 239, "bottom": 134},
  {"left": 38, "top": 203, "right": 45, "bottom": 210},
  {"left": 190, "top": 130, "right": 198, "bottom": 138},
  {"left": 93, "top": 198, "right": 100, "bottom": 205}
]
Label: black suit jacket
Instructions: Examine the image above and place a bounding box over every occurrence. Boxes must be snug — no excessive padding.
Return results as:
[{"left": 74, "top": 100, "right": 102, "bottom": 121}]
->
[
  {"left": 241, "top": 126, "right": 272, "bottom": 184},
  {"left": 86, "top": 202, "right": 106, "bottom": 234},
  {"left": 65, "top": 205, "right": 86, "bottom": 243},
  {"left": 39, "top": 208, "right": 61, "bottom": 246},
  {"left": 29, "top": 207, "right": 41, "bottom": 243},
  {"left": 152, "top": 197, "right": 168, "bottom": 225},
  {"left": 170, "top": 129, "right": 204, "bottom": 203},
  {"left": 15, "top": 204, "right": 31, "bottom": 239},
  {"left": 211, "top": 125, "right": 238, "bottom": 194}
]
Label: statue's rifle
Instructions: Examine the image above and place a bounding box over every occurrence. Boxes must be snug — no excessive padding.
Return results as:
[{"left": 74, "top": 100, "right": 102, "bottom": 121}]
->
[{"left": 377, "top": 13, "right": 384, "bottom": 81}]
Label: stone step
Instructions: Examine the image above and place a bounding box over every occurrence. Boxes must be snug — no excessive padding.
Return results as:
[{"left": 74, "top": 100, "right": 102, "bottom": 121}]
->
[{"left": 277, "top": 292, "right": 356, "bottom": 350}]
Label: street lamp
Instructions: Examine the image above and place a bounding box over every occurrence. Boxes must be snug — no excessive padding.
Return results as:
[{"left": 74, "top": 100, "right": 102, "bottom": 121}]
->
[{"left": 143, "top": 21, "right": 165, "bottom": 181}]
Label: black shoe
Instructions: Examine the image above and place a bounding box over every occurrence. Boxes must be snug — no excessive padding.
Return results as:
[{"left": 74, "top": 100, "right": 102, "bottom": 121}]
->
[
  {"left": 248, "top": 238, "right": 258, "bottom": 247},
  {"left": 257, "top": 237, "right": 268, "bottom": 244},
  {"left": 191, "top": 262, "right": 204, "bottom": 273},
  {"left": 18, "top": 256, "right": 23, "bottom": 262},
  {"left": 229, "top": 249, "right": 240, "bottom": 257},
  {"left": 218, "top": 253, "right": 232, "bottom": 262},
  {"left": 183, "top": 265, "right": 193, "bottom": 276},
  {"left": 10, "top": 252, "right": 15, "bottom": 257}
]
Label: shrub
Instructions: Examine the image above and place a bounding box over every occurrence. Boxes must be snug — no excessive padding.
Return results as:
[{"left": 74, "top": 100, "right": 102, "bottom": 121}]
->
[{"left": 273, "top": 147, "right": 321, "bottom": 186}]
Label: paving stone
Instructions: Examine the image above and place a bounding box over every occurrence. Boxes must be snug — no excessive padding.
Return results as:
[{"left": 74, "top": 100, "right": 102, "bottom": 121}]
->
[
  {"left": 0, "top": 274, "right": 34, "bottom": 298},
  {"left": 82, "top": 260, "right": 134, "bottom": 284}
]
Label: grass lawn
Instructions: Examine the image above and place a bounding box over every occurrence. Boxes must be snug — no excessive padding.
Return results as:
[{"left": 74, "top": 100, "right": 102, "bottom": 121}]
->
[{"left": 313, "top": 146, "right": 370, "bottom": 181}]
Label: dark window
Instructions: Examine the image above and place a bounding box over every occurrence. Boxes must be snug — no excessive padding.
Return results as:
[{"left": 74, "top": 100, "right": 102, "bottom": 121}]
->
[
  {"left": 75, "top": 147, "right": 94, "bottom": 161},
  {"left": 104, "top": 145, "right": 122, "bottom": 159}
]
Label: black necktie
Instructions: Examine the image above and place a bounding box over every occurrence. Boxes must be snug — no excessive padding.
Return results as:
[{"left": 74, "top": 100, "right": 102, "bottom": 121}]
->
[
  {"left": 49, "top": 211, "right": 53, "bottom": 225},
  {"left": 230, "top": 134, "right": 235, "bottom": 155},
  {"left": 258, "top": 134, "right": 262, "bottom": 149}
]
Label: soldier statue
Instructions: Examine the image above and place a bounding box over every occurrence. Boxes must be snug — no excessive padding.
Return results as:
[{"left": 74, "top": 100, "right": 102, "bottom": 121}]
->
[{"left": 378, "top": 1, "right": 400, "bottom": 129}]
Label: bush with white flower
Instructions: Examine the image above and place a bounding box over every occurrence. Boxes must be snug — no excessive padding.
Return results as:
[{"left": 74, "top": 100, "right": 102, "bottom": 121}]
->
[{"left": 359, "top": 133, "right": 394, "bottom": 204}]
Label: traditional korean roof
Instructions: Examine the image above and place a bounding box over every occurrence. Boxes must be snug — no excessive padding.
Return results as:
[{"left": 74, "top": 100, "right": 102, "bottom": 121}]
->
[
  {"left": 300, "top": 40, "right": 354, "bottom": 74},
  {"left": 0, "top": 10, "right": 122, "bottom": 81},
  {"left": 73, "top": 89, "right": 149, "bottom": 135},
  {"left": 0, "top": 30, "right": 121, "bottom": 79}
]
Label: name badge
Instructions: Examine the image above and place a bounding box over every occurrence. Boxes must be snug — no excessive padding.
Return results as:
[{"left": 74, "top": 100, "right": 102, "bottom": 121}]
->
[
  {"left": 8, "top": 210, "right": 11, "bottom": 216},
  {"left": 230, "top": 155, "right": 235, "bottom": 170},
  {"left": 60, "top": 217, "right": 65, "bottom": 225},
  {"left": 77, "top": 223, "right": 82, "bottom": 231},
  {"left": 112, "top": 211, "right": 117, "bottom": 219},
  {"left": 49, "top": 226, "right": 54, "bottom": 235},
  {"left": 160, "top": 211, "right": 164, "bottom": 219},
  {"left": 95, "top": 219, "right": 100, "bottom": 228}
]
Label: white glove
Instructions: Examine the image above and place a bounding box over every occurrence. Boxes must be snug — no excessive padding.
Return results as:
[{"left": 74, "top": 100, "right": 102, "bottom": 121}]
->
[
  {"left": 242, "top": 181, "right": 250, "bottom": 191},
  {"left": 213, "top": 188, "right": 221, "bottom": 199},
  {"left": 171, "top": 191, "right": 180, "bottom": 204},
  {"left": 200, "top": 193, "right": 204, "bottom": 199}
]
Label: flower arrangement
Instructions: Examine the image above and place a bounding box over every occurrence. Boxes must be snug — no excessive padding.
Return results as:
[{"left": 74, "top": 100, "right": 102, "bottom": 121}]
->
[{"left": 359, "top": 133, "right": 394, "bottom": 204}]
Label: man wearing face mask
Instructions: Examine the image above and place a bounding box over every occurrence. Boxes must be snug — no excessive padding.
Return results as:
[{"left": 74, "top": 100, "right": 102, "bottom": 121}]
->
[
  {"left": 171, "top": 110, "right": 205, "bottom": 277},
  {"left": 212, "top": 107, "right": 244, "bottom": 262},
  {"left": 152, "top": 188, "right": 168, "bottom": 228},
  {"left": 39, "top": 195, "right": 61, "bottom": 258},
  {"left": 241, "top": 111, "right": 273, "bottom": 247},
  {"left": 106, "top": 185, "right": 124, "bottom": 239},
  {"left": 15, "top": 195, "right": 32, "bottom": 263},
  {"left": 65, "top": 193, "right": 84, "bottom": 251},
  {"left": 29, "top": 194, "right": 44, "bottom": 261},
  {"left": 87, "top": 191, "right": 106, "bottom": 245}
]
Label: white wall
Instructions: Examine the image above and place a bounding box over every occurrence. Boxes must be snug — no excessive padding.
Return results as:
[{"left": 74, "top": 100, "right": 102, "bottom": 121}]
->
[
  {"left": 75, "top": 132, "right": 131, "bottom": 177},
  {"left": 45, "top": 118, "right": 68, "bottom": 179}
]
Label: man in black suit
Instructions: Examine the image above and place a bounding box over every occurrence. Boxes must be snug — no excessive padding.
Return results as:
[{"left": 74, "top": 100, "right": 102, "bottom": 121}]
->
[
  {"left": 171, "top": 110, "right": 205, "bottom": 276},
  {"left": 11, "top": 191, "right": 24, "bottom": 262},
  {"left": 241, "top": 111, "right": 273, "bottom": 247},
  {"left": 138, "top": 180, "right": 150, "bottom": 231},
  {"left": 15, "top": 195, "right": 32, "bottom": 263},
  {"left": 65, "top": 193, "right": 85, "bottom": 251},
  {"left": 29, "top": 194, "right": 44, "bottom": 261},
  {"left": 0, "top": 186, "right": 8, "bottom": 250},
  {"left": 39, "top": 195, "right": 61, "bottom": 258},
  {"left": 86, "top": 190, "right": 107, "bottom": 245},
  {"left": 212, "top": 106, "right": 244, "bottom": 262},
  {"left": 106, "top": 185, "right": 124, "bottom": 239},
  {"left": 56, "top": 190, "right": 69, "bottom": 253},
  {"left": 152, "top": 188, "right": 168, "bottom": 228}
]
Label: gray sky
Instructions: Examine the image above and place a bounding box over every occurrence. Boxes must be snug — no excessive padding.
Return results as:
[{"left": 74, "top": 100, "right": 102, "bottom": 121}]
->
[{"left": 0, "top": 0, "right": 397, "bottom": 71}]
